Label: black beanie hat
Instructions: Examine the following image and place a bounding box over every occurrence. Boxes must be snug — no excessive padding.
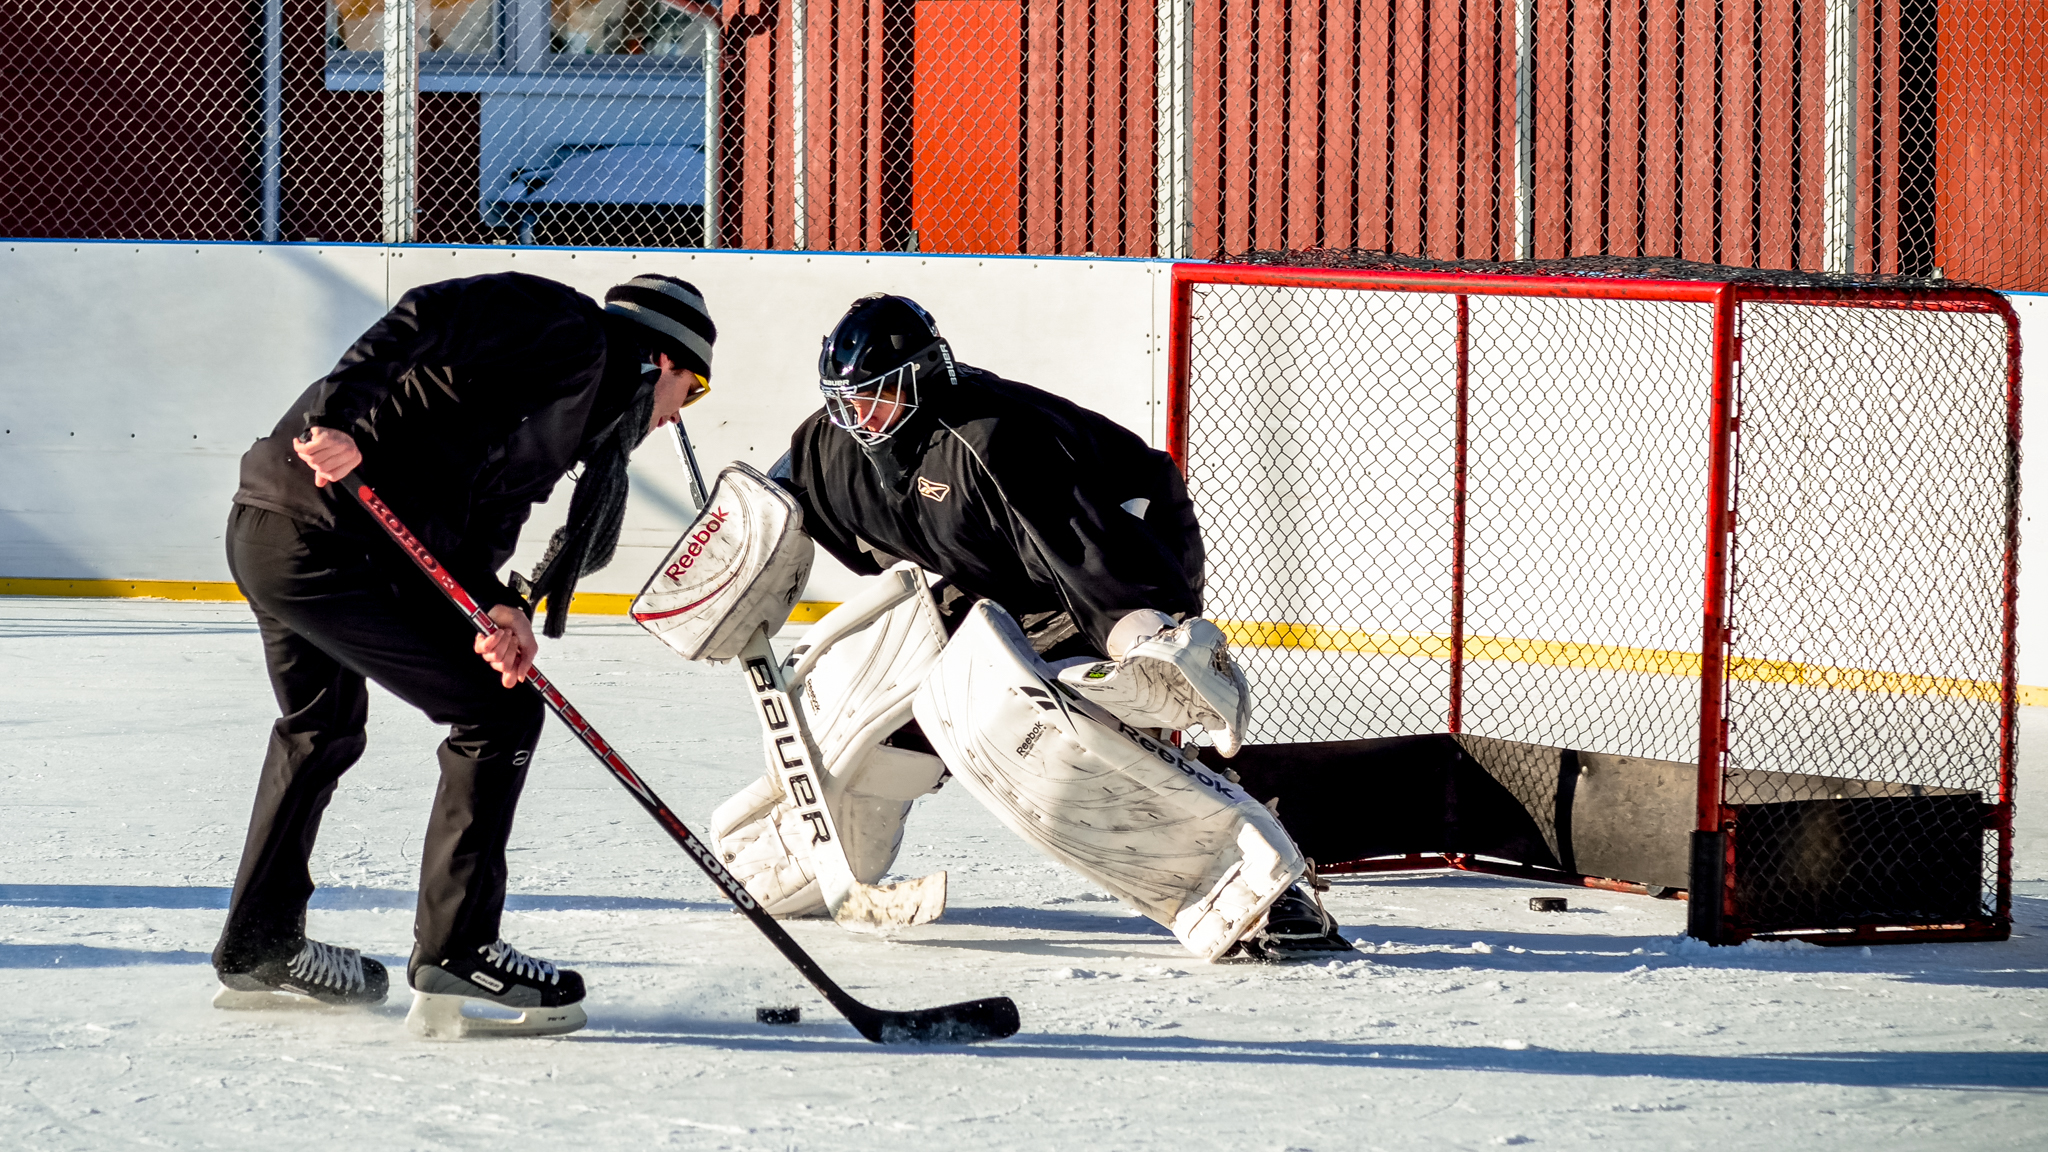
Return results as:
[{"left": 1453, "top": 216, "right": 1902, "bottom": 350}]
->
[{"left": 603, "top": 275, "right": 716, "bottom": 379}]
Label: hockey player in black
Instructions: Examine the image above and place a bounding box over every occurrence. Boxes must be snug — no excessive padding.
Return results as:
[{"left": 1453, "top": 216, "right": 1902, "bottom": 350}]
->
[
  {"left": 213, "top": 272, "right": 717, "bottom": 1034},
  {"left": 761, "top": 294, "right": 1350, "bottom": 959}
]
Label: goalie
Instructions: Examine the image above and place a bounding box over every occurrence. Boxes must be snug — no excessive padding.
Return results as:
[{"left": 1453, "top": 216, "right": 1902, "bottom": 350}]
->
[{"left": 660, "top": 295, "right": 1349, "bottom": 960}]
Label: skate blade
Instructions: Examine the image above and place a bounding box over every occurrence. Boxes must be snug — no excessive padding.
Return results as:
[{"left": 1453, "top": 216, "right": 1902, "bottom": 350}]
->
[
  {"left": 212, "top": 984, "right": 345, "bottom": 1013},
  {"left": 827, "top": 870, "right": 947, "bottom": 933},
  {"left": 405, "top": 992, "right": 588, "bottom": 1041}
]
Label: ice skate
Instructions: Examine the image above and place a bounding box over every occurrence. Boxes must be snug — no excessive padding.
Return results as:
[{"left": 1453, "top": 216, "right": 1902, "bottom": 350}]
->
[
  {"left": 1227, "top": 883, "right": 1358, "bottom": 961},
  {"left": 212, "top": 938, "right": 389, "bottom": 1011},
  {"left": 1057, "top": 616, "right": 1252, "bottom": 756},
  {"left": 406, "top": 939, "right": 588, "bottom": 1040}
]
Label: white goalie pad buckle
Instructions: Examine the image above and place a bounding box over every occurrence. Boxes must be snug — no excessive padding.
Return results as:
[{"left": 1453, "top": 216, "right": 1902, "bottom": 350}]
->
[
  {"left": 914, "top": 601, "right": 1305, "bottom": 960},
  {"left": 632, "top": 462, "right": 815, "bottom": 662}
]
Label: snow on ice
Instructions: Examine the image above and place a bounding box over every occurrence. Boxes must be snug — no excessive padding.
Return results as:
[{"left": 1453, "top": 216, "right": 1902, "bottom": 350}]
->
[{"left": 2, "top": 598, "right": 2045, "bottom": 1149}]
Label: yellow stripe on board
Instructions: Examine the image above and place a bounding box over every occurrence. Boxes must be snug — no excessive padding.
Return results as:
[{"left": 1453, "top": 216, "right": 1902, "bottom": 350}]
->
[
  {"left": 1219, "top": 619, "right": 2025, "bottom": 707},
  {"left": 0, "top": 578, "right": 843, "bottom": 625},
  {"left": 0, "top": 577, "right": 250, "bottom": 601},
  {"left": 1, "top": 579, "right": 2038, "bottom": 705}
]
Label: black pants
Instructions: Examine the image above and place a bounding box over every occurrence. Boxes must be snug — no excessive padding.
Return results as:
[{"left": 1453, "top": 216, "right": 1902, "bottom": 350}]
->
[{"left": 212, "top": 504, "right": 545, "bottom": 976}]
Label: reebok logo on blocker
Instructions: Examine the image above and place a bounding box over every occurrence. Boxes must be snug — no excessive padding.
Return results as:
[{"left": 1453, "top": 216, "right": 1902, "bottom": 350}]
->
[{"left": 916, "top": 476, "right": 951, "bottom": 502}]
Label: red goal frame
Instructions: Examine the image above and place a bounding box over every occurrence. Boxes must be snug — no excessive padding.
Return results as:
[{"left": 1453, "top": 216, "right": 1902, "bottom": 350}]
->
[{"left": 1166, "top": 262, "right": 2020, "bottom": 947}]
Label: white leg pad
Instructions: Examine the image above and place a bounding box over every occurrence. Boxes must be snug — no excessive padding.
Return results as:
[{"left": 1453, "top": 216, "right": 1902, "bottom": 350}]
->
[
  {"left": 711, "top": 565, "right": 949, "bottom": 919},
  {"left": 405, "top": 992, "right": 588, "bottom": 1040},
  {"left": 914, "top": 601, "right": 1304, "bottom": 960}
]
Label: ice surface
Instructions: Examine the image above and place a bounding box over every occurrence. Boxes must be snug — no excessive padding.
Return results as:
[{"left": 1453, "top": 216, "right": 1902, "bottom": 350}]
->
[{"left": 1, "top": 597, "right": 2045, "bottom": 1150}]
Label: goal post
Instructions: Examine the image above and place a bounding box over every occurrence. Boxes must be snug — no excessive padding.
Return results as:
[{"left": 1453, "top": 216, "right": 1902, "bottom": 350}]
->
[{"left": 1169, "top": 261, "right": 2019, "bottom": 946}]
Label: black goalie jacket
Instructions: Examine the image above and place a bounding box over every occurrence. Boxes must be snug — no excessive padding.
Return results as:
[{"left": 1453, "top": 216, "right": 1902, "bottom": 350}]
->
[
  {"left": 778, "top": 365, "right": 1205, "bottom": 656},
  {"left": 231, "top": 272, "right": 645, "bottom": 611}
]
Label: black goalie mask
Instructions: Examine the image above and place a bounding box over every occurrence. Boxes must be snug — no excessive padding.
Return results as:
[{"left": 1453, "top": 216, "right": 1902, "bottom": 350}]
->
[{"left": 818, "top": 294, "right": 956, "bottom": 446}]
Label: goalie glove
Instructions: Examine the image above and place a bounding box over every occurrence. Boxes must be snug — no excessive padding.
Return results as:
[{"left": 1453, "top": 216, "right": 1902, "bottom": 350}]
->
[{"left": 1055, "top": 611, "right": 1252, "bottom": 757}]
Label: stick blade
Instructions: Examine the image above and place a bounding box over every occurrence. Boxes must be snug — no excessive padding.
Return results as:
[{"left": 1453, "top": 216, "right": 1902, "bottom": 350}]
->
[{"left": 851, "top": 996, "right": 1020, "bottom": 1045}]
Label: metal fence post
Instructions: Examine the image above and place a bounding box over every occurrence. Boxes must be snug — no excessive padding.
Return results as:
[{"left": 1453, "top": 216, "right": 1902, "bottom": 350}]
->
[
  {"left": 382, "top": 0, "right": 419, "bottom": 245},
  {"left": 1153, "top": 0, "right": 1193, "bottom": 259},
  {"left": 788, "top": 0, "right": 807, "bottom": 250},
  {"left": 261, "top": 0, "right": 282, "bottom": 242},
  {"left": 1822, "top": 0, "right": 1860, "bottom": 274},
  {"left": 1514, "top": 0, "right": 1536, "bottom": 262},
  {"left": 704, "top": 19, "right": 722, "bottom": 249}
]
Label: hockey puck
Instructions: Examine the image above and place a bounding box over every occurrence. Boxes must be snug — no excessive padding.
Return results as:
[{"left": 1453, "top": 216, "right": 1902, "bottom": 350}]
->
[
  {"left": 756, "top": 1006, "right": 801, "bottom": 1025},
  {"left": 1529, "top": 896, "right": 1569, "bottom": 913}
]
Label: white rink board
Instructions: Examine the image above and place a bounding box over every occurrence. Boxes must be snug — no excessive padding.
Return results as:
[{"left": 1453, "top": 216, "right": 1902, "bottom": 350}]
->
[
  {"left": 1, "top": 242, "right": 2046, "bottom": 682},
  {"left": 0, "top": 241, "right": 1171, "bottom": 604}
]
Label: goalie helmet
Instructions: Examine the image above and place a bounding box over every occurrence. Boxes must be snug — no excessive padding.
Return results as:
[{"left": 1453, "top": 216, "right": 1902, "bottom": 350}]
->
[{"left": 818, "top": 294, "right": 957, "bottom": 445}]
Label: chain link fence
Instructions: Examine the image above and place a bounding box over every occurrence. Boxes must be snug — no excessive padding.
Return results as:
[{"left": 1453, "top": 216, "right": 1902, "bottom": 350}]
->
[
  {"left": 1173, "top": 260, "right": 2016, "bottom": 941},
  {"left": 5, "top": 2, "right": 2044, "bottom": 285}
]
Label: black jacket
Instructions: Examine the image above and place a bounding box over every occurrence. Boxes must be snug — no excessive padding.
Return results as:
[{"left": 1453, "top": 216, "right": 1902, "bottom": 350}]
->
[
  {"left": 781, "top": 367, "right": 1204, "bottom": 655},
  {"left": 233, "top": 273, "right": 645, "bottom": 609}
]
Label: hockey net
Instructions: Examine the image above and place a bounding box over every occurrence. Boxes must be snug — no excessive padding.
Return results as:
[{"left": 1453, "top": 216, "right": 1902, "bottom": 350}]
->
[{"left": 1171, "top": 258, "right": 2017, "bottom": 945}]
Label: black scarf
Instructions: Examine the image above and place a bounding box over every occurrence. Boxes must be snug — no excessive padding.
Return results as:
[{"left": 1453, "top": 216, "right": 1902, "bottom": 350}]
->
[{"left": 527, "top": 374, "right": 659, "bottom": 637}]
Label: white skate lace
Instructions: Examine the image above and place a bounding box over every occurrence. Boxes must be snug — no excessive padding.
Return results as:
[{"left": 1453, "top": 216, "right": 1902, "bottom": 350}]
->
[
  {"left": 286, "top": 939, "right": 365, "bottom": 992},
  {"left": 480, "top": 940, "right": 559, "bottom": 985}
]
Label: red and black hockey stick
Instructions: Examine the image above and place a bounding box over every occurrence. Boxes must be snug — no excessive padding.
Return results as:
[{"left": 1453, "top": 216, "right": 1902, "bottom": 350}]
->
[{"left": 332, "top": 468, "right": 1019, "bottom": 1044}]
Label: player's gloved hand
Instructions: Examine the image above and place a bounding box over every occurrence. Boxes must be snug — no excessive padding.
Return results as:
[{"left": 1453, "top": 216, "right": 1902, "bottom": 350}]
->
[
  {"left": 293, "top": 426, "right": 362, "bottom": 488},
  {"left": 477, "top": 604, "right": 538, "bottom": 687}
]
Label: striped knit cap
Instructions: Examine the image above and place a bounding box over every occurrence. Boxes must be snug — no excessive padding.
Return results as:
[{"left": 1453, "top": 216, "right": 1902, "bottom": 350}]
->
[{"left": 603, "top": 275, "right": 716, "bottom": 379}]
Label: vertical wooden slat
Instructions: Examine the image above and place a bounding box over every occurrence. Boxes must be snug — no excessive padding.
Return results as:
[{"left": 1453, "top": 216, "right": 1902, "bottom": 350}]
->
[
  {"left": 735, "top": 0, "right": 785, "bottom": 249},
  {"left": 1425, "top": 0, "right": 1462, "bottom": 256},
  {"left": 1794, "top": 0, "right": 1827, "bottom": 267},
  {"left": 1022, "top": 0, "right": 1060, "bottom": 250},
  {"left": 1094, "top": 0, "right": 1126, "bottom": 253},
  {"left": 1191, "top": 0, "right": 1225, "bottom": 255},
  {"left": 1251, "top": 0, "right": 1288, "bottom": 247},
  {"left": 1221, "top": 0, "right": 1256, "bottom": 252},
  {"left": 1569, "top": 0, "right": 1608, "bottom": 254},
  {"left": 1323, "top": 0, "right": 1362, "bottom": 247},
  {"left": 1284, "top": 0, "right": 1325, "bottom": 246},
  {"left": 1530, "top": 0, "right": 1570, "bottom": 257},
  {"left": 1459, "top": 0, "right": 1496, "bottom": 257},
  {"left": 1122, "top": 0, "right": 1158, "bottom": 256},
  {"left": 1356, "top": 0, "right": 1394, "bottom": 250},
  {"left": 1679, "top": 0, "right": 1717, "bottom": 261},
  {"left": 1075, "top": 0, "right": 1098, "bottom": 252},
  {"left": 1074, "top": 0, "right": 1103, "bottom": 251},
  {"left": 1607, "top": 0, "right": 1644, "bottom": 255},
  {"left": 1640, "top": 0, "right": 1678, "bottom": 255},
  {"left": 1720, "top": 0, "right": 1758, "bottom": 264},
  {"left": 863, "top": 0, "right": 886, "bottom": 248},
  {"left": 1753, "top": 0, "right": 1796, "bottom": 266},
  {"left": 1390, "top": 0, "right": 1427, "bottom": 253}
]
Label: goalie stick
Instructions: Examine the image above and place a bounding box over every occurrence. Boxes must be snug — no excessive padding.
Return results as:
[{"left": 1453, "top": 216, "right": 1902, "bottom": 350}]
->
[{"left": 328, "top": 464, "right": 1019, "bottom": 1044}]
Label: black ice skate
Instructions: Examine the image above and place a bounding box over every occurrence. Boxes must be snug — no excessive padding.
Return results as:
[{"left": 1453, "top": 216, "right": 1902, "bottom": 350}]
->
[
  {"left": 1229, "top": 883, "right": 1358, "bottom": 962},
  {"left": 213, "top": 939, "right": 390, "bottom": 1011},
  {"left": 406, "top": 939, "right": 588, "bottom": 1039}
]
